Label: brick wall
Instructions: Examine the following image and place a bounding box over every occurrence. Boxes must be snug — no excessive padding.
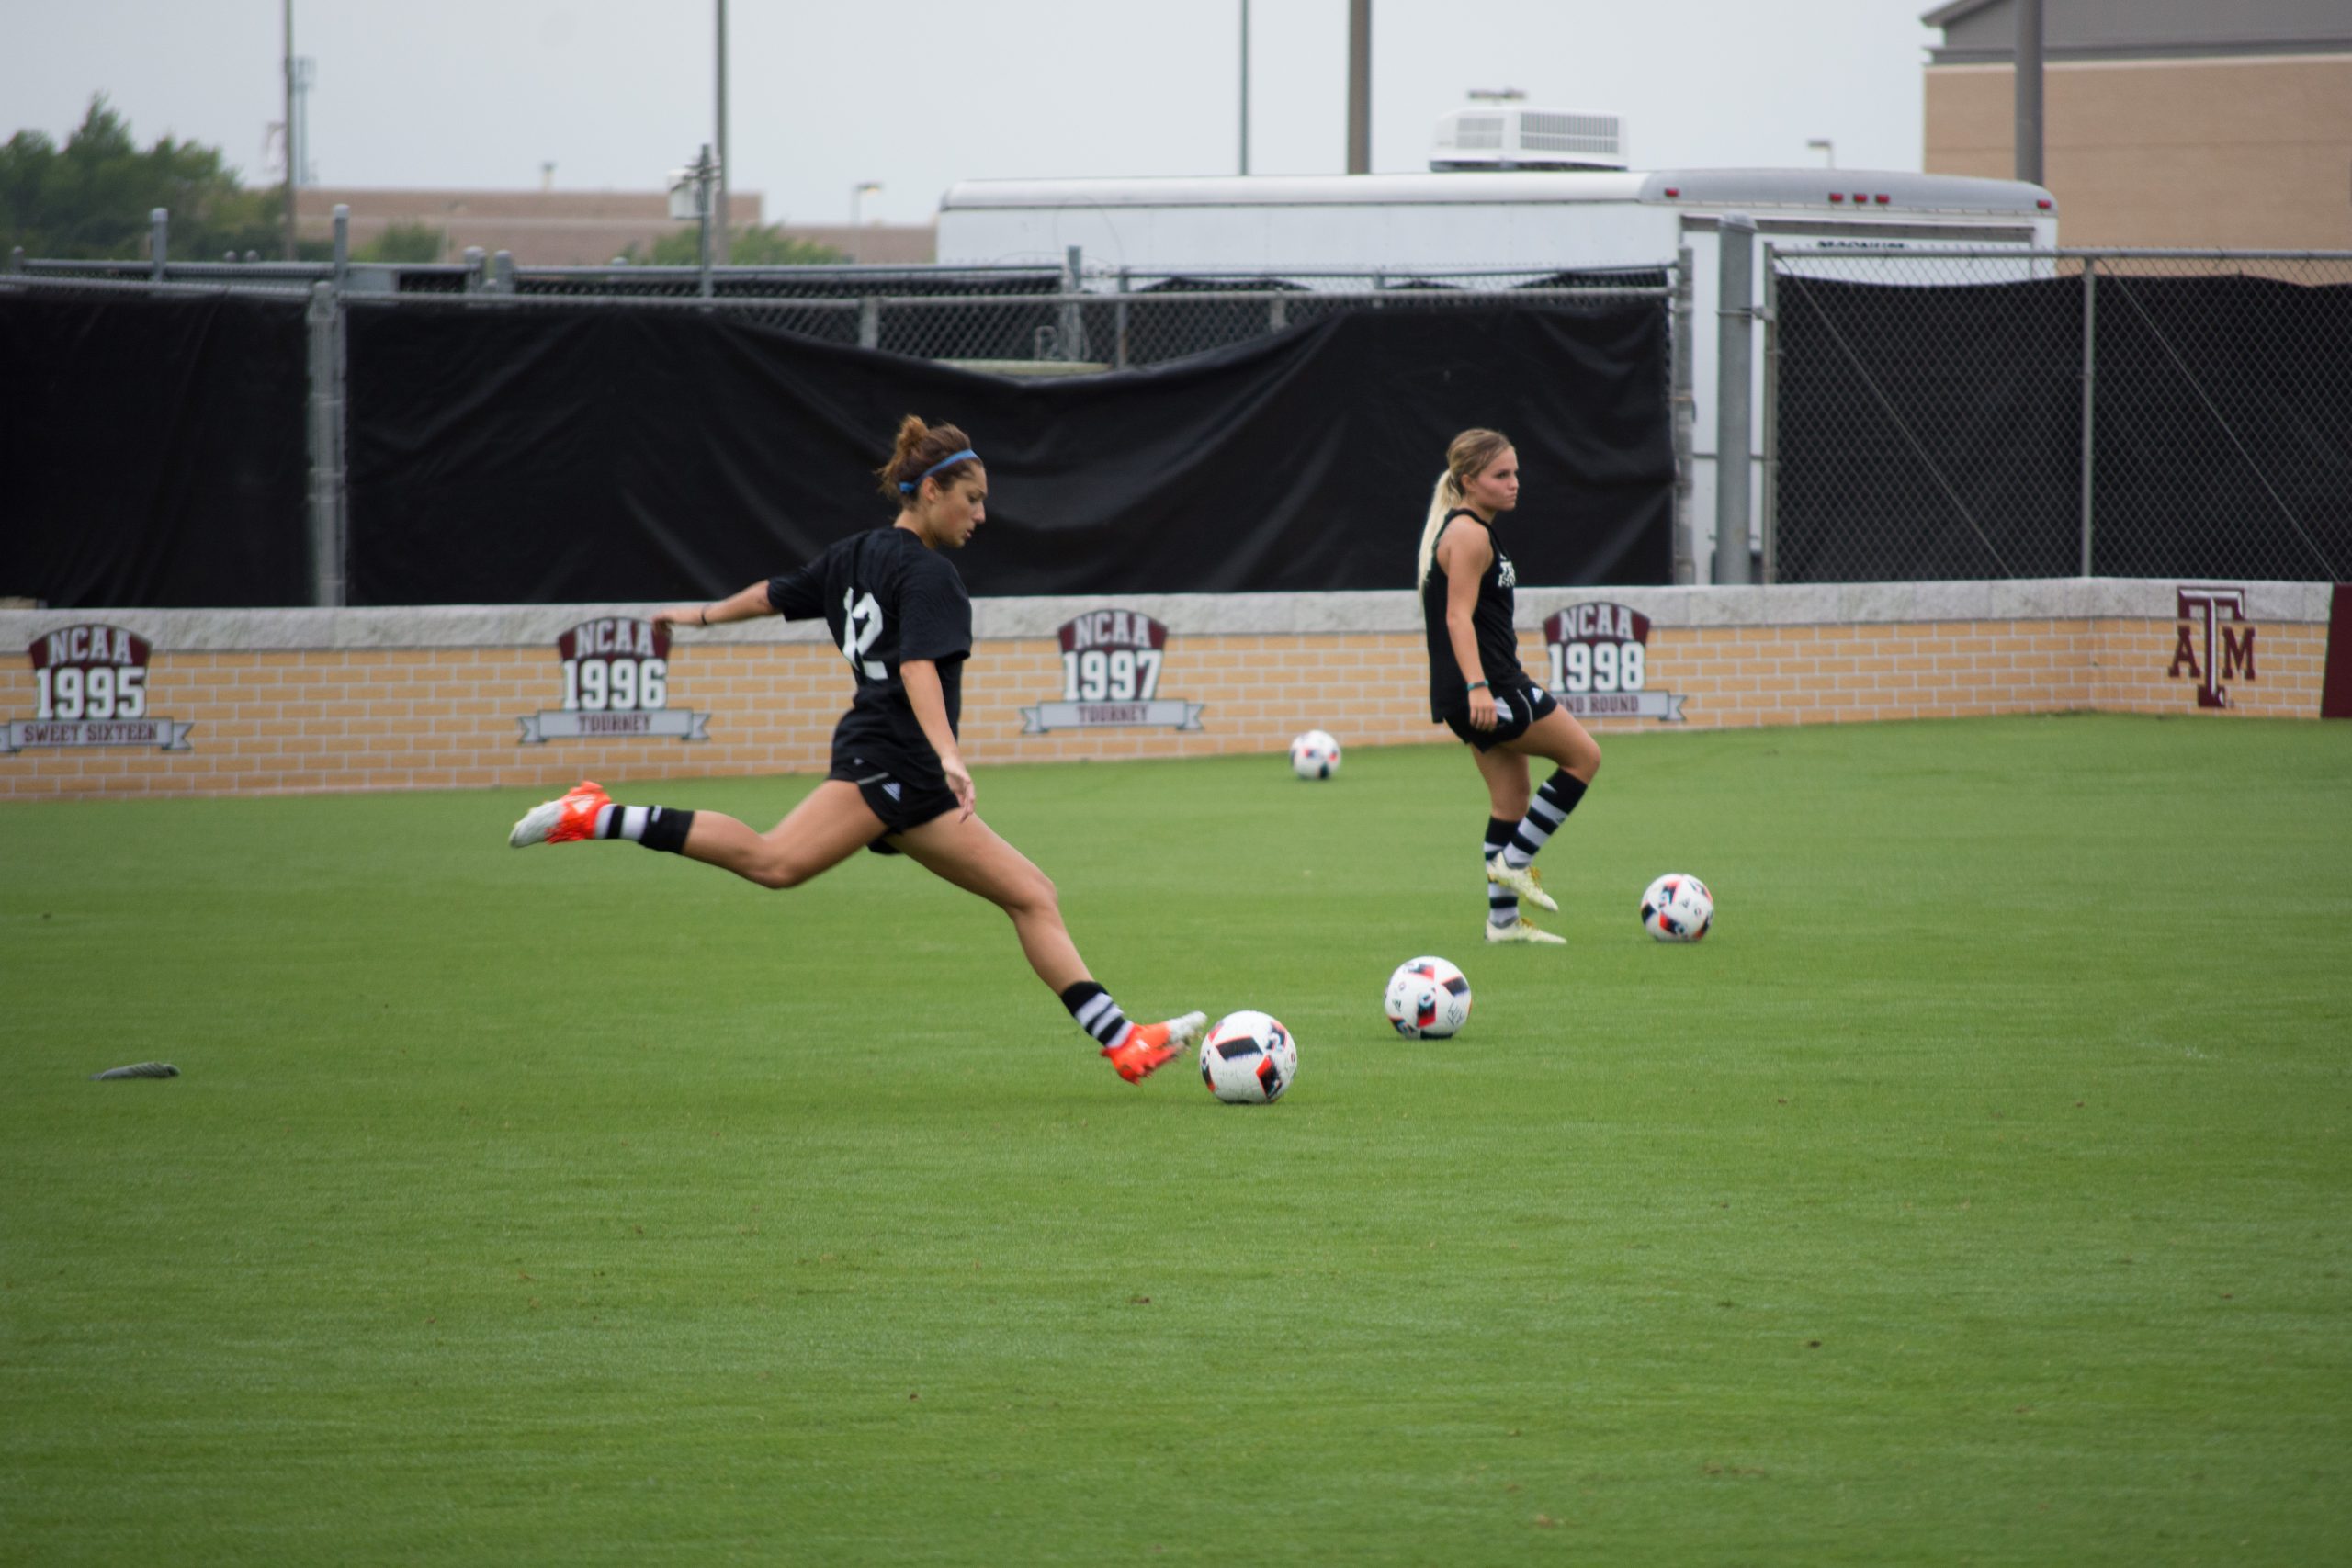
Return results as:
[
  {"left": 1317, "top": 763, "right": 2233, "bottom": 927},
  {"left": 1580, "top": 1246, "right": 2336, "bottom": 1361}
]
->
[
  {"left": 1923, "top": 55, "right": 2352, "bottom": 250},
  {"left": 1, "top": 580, "right": 2332, "bottom": 801}
]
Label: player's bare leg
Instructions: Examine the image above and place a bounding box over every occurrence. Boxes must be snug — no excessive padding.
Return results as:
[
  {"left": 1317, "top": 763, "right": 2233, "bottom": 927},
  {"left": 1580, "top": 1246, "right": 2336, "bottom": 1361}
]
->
[
  {"left": 678, "top": 780, "right": 884, "bottom": 889},
  {"left": 512, "top": 777, "right": 881, "bottom": 891},
  {"left": 893, "top": 809, "right": 1204, "bottom": 1080}
]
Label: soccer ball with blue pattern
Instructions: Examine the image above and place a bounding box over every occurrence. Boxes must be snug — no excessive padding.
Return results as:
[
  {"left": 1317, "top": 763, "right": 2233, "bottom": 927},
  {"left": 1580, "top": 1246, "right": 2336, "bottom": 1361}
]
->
[
  {"left": 1199, "top": 1010, "right": 1298, "bottom": 1103},
  {"left": 1288, "top": 730, "right": 1341, "bottom": 780},
  {"left": 1640, "top": 874, "right": 1714, "bottom": 942}
]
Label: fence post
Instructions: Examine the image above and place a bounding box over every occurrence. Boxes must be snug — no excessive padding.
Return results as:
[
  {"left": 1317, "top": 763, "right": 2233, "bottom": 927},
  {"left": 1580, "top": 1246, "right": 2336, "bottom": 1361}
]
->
[
  {"left": 857, "top": 295, "right": 880, "bottom": 350},
  {"left": 1759, "top": 243, "right": 1781, "bottom": 586},
  {"left": 2078, "top": 255, "right": 2098, "bottom": 576},
  {"left": 6, "top": 246, "right": 21, "bottom": 274},
  {"left": 332, "top": 204, "right": 349, "bottom": 289},
  {"left": 1670, "top": 245, "right": 1696, "bottom": 585},
  {"left": 462, "top": 247, "right": 485, "bottom": 293},
  {"left": 492, "top": 250, "right": 516, "bottom": 293},
  {"left": 1114, "top": 266, "right": 1130, "bottom": 370},
  {"left": 150, "top": 208, "right": 169, "bottom": 280},
  {"left": 1060, "top": 244, "right": 1086, "bottom": 363},
  {"left": 1713, "top": 215, "right": 1757, "bottom": 586},
  {"left": 305, "top": 281, "right": 345, "bottom": 607}
]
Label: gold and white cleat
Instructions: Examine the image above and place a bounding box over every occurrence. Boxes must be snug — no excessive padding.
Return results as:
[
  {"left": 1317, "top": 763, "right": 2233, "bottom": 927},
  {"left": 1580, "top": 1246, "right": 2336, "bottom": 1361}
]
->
[{"left": 1485, "top": 858, "right": 1559, "bottom": 912}]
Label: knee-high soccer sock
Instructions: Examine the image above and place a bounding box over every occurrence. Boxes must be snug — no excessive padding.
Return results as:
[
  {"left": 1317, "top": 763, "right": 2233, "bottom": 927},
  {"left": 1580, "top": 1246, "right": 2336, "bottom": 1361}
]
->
[
  {"left": 1060, "top": 980, "right": 1133, "bottom": 1051},
  {"left": 1485, "top": 816, "right": 1521, "bottom": 928},
  {"left": 593, "top": 803, "right": 696, "bottom": 853},
  {"left": 1500, "top": 771, "right": 1589, "bottom": 870}
]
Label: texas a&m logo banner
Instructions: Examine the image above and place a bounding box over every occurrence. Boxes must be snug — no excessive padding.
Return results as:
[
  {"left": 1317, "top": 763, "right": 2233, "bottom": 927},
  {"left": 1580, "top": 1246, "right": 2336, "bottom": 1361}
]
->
[
  {"left": 2167, "top": 585, "right": 2257, "bottom": 710},
  {"left": 6, "top": 624, "right": 195, "bottom": 753},
  {"left": 1544, "top": 603, "right": 1686, "bottom": 722},
  {"left": 518, "top": 617, "right": 710, "bottom": 743},
  {"left": 1020, "top": 610, "right": 1205, "bottom": 734}
]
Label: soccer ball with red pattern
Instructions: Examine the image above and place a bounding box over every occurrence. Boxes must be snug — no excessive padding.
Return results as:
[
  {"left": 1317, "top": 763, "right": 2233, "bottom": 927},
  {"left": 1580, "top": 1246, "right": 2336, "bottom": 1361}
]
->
[
  {"left": 1640, "top": 874, "right": 1714, "bottom": 942},
  {"left": 1199, "top": 1010, "right": 1298, "bottom": 1104},
  {"left": 1384, "top": 956, "right": 1473, "bottom": 1040},
  {"left": 1288, "top": 730, "right": 1341, "bottom": 780}
]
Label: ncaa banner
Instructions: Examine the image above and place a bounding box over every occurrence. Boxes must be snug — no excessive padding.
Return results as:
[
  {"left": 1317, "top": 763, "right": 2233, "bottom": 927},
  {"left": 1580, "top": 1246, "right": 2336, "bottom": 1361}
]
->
[
  {"left": 1544, "top": 603, "right": 1687, "bottom": 722},
  {"left": 7, "top": 624, "right": 196, "bottom": 752},
  {"left": 1020, "top": 610, "right": 1206, "bottom": 734},
  {"left": 517, "top": 616, "right": 712, "bottom": 744}
]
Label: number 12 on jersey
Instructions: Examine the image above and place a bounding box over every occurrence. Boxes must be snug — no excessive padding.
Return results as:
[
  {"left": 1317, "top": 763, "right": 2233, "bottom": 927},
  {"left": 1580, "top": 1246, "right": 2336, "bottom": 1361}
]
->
[{"left": 840, "top": 589, "right": 886, "bottom": 679}]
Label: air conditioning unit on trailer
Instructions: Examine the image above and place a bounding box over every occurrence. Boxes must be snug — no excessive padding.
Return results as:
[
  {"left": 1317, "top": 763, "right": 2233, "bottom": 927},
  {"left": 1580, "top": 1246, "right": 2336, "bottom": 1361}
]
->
[{"left": 1430, "top": 107, "right": 1627, "bottom": 172}]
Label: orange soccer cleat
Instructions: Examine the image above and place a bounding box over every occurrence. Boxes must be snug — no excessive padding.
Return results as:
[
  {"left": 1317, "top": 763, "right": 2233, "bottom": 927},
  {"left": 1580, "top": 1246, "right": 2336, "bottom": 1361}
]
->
[
  {"left": 1102, "top": 1010, "right": 1208, "bottom": 1083},
  {"left": 508, "top": 780, "right": 612, "bottom": 848}
]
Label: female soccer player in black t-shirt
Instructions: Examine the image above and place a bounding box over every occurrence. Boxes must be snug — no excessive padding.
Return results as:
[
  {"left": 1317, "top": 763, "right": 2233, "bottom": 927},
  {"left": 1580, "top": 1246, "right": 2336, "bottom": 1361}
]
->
[
  {"left": 1418, "top": 428, "right": 1602, "bottom": 946},
  {"left": 509, "top": 416, "right": 1204, "bottom": 1083}
]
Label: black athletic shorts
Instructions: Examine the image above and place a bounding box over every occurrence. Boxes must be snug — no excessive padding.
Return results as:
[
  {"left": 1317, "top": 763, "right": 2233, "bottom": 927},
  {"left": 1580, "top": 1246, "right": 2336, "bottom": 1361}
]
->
[
  {"left": 1441, "top": 677, "right": 1558, "bottom": 752},
  {"left": 830, "top": 752, "right": 961, "bottom": 855}
]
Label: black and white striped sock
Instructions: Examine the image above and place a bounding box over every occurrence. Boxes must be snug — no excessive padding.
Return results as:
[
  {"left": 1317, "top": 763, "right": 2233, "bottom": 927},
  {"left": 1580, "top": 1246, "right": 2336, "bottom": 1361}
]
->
[
  {"left": 594, "top": 803, "right": 696, "bottom": 853},
  {"left": 1501, "top": 771, "right": 1589, "bottom": 870},
  {"left": 1485, "top": 816, "right": 1520, "bottom": 927},
  {"left": 1059, "top": 981, "right": 1133, "bottom": 1051}
]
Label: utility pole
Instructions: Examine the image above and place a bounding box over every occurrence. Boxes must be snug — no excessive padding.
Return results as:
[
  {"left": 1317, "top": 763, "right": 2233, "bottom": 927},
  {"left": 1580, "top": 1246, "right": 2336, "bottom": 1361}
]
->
[
  {"left": 714, "top": 0, "right": 731, "bottom": 264},
  {"left": 2015, "top": 0, "right": 2044, "bottom": 186},
  {"left": 282, "top": 0, "right": 298, "bottom": 259},
  {"left": 1345, "top": 0, "right": 1370, "bottom": 174},
  {"left": 1238, "top": 0, "right": 1251, "bottom": 175}
]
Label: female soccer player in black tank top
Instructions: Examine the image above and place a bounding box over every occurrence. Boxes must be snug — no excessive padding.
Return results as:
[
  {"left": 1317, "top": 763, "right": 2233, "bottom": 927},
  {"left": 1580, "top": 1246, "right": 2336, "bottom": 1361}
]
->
[
  {"left": 507, "top": 416, "right": 1204, "bottom": 1085},
  {"left": 1418, "top": 428, "right": 1602, "bottom": 946}
]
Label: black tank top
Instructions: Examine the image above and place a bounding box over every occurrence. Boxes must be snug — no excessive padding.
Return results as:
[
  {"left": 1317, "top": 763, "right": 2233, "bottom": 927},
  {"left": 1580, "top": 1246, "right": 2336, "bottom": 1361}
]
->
[{"left": 1421, "top": 508, "right": 1522, "bottom": 720}]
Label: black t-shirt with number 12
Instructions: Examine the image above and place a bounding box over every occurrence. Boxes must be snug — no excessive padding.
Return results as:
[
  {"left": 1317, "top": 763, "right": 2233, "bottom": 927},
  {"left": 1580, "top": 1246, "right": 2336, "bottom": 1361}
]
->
[{"left": 766, "top": 525, "right": 971, "bottom": 783}]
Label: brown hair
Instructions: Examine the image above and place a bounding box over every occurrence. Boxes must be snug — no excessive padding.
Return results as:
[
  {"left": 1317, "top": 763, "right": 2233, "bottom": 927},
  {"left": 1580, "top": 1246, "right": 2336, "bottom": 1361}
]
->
[
  {"left": 875, "top": 415, "right": 981, "bottom": 503},
  {"left": 1415, "top": 428, "right": 1514, "bottom": 587}
]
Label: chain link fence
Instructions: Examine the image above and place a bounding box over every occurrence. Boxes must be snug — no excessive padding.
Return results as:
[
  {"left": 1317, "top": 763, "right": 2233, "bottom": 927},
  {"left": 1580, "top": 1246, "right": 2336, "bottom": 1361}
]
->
[
  {"left": 7, "top": 248, "right": 1668, "bottom": 368},
  {"left": 1769, "top": 248, "right": 2352, "bottom": 584}
]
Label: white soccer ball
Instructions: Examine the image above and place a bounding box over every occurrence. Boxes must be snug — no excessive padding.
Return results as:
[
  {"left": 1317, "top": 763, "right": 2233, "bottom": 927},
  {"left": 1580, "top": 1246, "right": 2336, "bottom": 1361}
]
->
[
  {"left": 1198, "top": 1010, "right": 1298, "bottom": 1104},
  {"left": 1640, "top": 873, "right": 1715, "bottom": 942},
  {"left": 1384, "top": 955, "right": 1473, "bottom": 1040},
  {"left": 1288, "top": 729, "right": 1342, "bottom": 780}
]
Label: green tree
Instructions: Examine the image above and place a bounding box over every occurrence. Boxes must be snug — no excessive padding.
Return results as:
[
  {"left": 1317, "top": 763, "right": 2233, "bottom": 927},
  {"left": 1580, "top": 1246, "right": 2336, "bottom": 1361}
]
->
[
  {"left": 0, "top": 95, "right": 318, "bottom": 261},
  {"left": 618, "top": 223, "right": 844, "bottom": 266},
  {"left": 356, "top": 220, "right": 446, "bottom": 264}
]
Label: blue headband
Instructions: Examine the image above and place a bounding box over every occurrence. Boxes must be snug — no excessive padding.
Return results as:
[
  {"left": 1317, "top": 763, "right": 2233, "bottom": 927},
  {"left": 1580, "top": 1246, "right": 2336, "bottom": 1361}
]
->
[{"left": 899, "top": 448, "right": 978, "bottom": 493}]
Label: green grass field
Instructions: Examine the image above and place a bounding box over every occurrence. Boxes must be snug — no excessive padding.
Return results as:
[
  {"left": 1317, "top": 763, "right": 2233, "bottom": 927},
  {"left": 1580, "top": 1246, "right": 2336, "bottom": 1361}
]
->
[{"left": 4, "top": 715, "right": 2347, "bottom": 1565}]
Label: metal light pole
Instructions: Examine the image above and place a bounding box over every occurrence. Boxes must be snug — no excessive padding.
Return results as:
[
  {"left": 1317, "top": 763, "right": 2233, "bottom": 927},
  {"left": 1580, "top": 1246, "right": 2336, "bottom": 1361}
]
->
[
  {"left": 282, "top": 0, "right": 298, "bottom": 258},
  {"left": 850, "top": 181, "right": 881, "bottom": 261},
  {"left": 1238, "top": 0, "right": 1250, "bottom": 175},
  {"left": 714, "top": 0, "right": 731, "bottom": 263},
  {"left": 2015, "top": 0, "right": 2044, "bottom": 186},
  {"left": 1806, "top": 138, "right": 1835, "bottom": 169},
  {"left": 1346, "top": 0, "right": 1370, "bottom": 174}
]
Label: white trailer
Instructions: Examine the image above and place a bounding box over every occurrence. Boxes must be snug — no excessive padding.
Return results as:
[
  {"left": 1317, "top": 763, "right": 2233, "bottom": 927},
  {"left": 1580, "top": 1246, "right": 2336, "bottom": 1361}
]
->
[{"left": 937, "top": 164, "right": 2058, "bottom": 584}]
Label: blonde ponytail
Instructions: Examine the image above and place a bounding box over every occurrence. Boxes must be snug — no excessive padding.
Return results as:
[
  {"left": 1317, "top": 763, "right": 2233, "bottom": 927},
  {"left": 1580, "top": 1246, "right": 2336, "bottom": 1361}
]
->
[{"left": 1414, "top": 471, "right": 1464, "bottom": 588}]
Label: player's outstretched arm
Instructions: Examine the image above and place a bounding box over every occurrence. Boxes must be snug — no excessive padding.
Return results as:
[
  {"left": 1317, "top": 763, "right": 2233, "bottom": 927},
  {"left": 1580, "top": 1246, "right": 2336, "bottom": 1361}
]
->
[{"left": 652, "top": 581, "right": 776, "bottom": 630}]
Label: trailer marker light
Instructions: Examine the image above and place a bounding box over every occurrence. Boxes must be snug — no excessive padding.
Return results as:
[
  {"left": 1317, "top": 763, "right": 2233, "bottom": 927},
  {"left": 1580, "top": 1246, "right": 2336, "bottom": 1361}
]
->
[{"left": 1828, "top": 192, "right": 1845, "bottom": 203}]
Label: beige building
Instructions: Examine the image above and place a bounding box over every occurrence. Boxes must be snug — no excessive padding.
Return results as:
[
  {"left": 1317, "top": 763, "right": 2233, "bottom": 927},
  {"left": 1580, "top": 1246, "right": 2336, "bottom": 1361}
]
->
[
  {"left": 1922, "top": 0, "right": 2352, "bottom": 248},
  {"left": 293, "top": 186, "right": 936, "bottom": 267}
]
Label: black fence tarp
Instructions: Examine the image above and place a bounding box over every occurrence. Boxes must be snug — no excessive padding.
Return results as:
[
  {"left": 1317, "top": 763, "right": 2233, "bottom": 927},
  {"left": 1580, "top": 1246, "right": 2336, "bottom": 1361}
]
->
[
  {"left": 345, "top": 302, "right": 1672, "bottom": 604},
  {"left": 0, "top": 293, "right": 311, "bottom": 607},
  {"left": 1776, "top": 276, "right": 2084, "bottom": 583},
  {"left": 1777, "top": 273, "right": 2352, "bottom": 584}
]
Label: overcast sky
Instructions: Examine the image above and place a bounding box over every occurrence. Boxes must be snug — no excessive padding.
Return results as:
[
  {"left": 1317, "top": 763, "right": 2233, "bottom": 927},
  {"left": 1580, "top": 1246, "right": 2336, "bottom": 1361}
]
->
[{"left": 6, "top": 1, "right": 1942, "bottom": 226}]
